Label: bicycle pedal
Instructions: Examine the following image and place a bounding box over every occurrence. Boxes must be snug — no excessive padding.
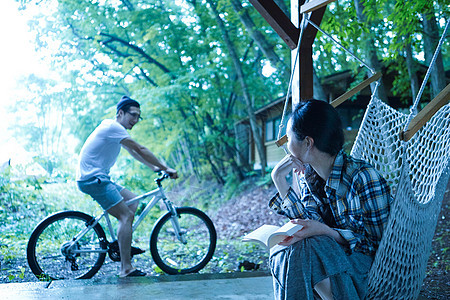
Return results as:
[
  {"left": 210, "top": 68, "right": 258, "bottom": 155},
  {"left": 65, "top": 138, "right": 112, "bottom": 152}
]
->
[
  {"left": 67, "top": 257, "right": 79, "bottom": 271},
  {"left": 108, "top": 241, "right": 145, "bottom": 261},
  {"left": 108, "top": 241, "right": 121, "bottom": 262}
]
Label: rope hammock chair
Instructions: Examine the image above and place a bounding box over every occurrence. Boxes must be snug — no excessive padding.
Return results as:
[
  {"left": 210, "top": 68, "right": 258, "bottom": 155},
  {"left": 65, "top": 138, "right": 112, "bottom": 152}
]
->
[{"left": 275, "top": 7, "right": 450, "bottom": 299}]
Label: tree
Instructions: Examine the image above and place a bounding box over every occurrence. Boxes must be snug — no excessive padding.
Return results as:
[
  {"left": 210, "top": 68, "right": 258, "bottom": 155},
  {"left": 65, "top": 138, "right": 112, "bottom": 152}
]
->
[
  {"left": 11, "top": 74, "right": 84, "bottom": 176},
  {"left": 421, "top": 8, "right": 446, "bottom": 99},
  {"left": 14, "top": 0, "right": 449, "bottom": 185},
  {"left": 205, "top": 0, "right": 268, "bottom": 176}
]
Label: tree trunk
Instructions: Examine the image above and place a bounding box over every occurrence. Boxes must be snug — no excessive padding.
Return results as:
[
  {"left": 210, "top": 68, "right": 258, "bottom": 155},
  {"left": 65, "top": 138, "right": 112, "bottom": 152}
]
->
[
  {"left": 205, "top": 112, "right": 245, "bottom": 181},
  {"left": 421, "top": 12, "right": 446, "bottom": 99},
  {"left": 179, "top": 137, "right": 201, "bottom": 181},
  {"left": 207, "top": 0, "right": 267, "bottom": 176},
  {"left": 229, "top": 0, "right": 290, "bottom": 83},
  {"left": 353, "top": 0, "right": 389, "bottom": 103},
  {"left": 234, "top": 122, "right": 252, "bottom": 172},
  {"left": 178, "top": 106, "right": 225, "bottom": 184},
  {"left": 404, "top": 39, "right": 420, "bottom": 103},
  {"left": 207, "top": 155, "right": 226, "bottom": 185}
]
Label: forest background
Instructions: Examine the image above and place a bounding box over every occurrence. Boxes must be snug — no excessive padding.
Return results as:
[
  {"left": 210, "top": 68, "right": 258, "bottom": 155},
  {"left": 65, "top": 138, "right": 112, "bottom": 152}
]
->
[{"left": 0, "top": 0, "right": 448, "bottom": 298}]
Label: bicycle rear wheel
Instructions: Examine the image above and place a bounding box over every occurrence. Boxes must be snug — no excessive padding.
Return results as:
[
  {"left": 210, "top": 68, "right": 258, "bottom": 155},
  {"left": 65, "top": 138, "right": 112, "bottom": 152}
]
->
[
  {"left": 27, "top": 211, "right": 107, "bottom": 280},
  {"left": 150, "top": 207, "right": 217, "bottom": 275}
]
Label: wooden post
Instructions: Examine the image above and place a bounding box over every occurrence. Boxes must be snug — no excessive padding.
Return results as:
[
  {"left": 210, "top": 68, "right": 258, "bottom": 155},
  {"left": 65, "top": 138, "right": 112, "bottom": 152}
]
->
[
  {"left": 292, "top": 1, "right": 326, "bottom": 107},
  {"left": 291, "top": 0, "right": 301, "bottom": 107},
  {"left": 292, "top": 0, "right": 325, "bottom": 195}
]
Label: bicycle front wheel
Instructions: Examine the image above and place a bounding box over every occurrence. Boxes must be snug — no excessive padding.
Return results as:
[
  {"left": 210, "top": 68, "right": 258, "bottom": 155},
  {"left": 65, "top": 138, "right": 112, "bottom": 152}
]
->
[
  {"left": 150, "top": 207, "right": 217, "bottom": 275},
  {"left": 27, "top": 211, "right": 107, "bottom": 280}
]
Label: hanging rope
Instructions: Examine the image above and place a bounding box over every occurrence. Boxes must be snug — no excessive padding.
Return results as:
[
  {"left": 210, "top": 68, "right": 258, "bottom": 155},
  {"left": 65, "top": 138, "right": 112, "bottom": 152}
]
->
[
  {"left": 277, "top": 13, "right": 311, "bottom": 154},
  {"left": 403, "top": 18, "right": 450, "bottom": 131},
  {"left": 306, "top": 19, "right": 376, "bottom": 74},
  {"left": 276, "top": 9, "right": 380, "bottom": 150}
]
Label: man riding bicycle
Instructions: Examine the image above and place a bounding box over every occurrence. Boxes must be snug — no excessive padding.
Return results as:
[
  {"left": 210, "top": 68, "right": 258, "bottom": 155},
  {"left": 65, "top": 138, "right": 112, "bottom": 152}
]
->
[{"left": 76, "top": 96, "right": 178, "bottom": 277}]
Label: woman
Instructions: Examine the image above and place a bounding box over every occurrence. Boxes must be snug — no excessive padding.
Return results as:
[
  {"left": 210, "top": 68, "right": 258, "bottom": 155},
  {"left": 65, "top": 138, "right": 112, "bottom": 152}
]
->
[{"left": 269, "top": 100, "right": 392, "bottom": 299}]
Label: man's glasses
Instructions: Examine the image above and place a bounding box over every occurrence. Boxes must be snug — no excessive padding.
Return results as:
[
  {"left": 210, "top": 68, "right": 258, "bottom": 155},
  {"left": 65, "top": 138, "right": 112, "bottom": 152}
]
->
[{"left": 126, "top": 111, "right": 143, "bottom": 121}]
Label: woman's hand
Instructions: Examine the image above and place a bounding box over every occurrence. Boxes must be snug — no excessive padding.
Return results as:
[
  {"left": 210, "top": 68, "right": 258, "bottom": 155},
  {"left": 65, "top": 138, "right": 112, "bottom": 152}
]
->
[
  {"left": 278, "top": 219, "right": 348, "bottom": 247},
  {"left": 278, "top": 219, "right": 331, "bottom": 246},
  {"left": 271, "top": 154, "right": 306, "bottom": 197}
]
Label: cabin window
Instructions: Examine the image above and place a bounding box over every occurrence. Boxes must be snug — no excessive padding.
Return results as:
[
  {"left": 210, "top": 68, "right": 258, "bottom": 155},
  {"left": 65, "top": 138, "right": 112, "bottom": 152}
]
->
[
  {"left": 265, "top": 115, "right": 289, "bottom": 142},
  {"left": 266, "top": 120, "right": 274, "bottom": 141},
  {"left": 266, "top": 117, "right": 283, "bottom": 142}
]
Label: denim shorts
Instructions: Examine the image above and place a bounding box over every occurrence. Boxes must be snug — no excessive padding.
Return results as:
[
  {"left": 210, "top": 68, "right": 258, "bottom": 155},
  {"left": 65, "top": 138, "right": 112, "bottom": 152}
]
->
[{"left": 77, "top": 176, "right": 125, "bottom": 211}]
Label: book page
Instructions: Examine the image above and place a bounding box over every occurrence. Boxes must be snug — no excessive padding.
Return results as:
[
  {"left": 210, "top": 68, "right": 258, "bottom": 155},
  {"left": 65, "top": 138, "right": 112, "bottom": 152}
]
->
[
  {"left": 273, "top": 221, "right": 303, "bottom": 236},
  {"left": 268, "top": 222, "right": 303, "bottom": 248},
  {"left": 267, "top": 234, "right": 290, "bottom": 248},
  {"left": 242, "top": 225, "right": 280, "bottom": 248},
  {"left": 242, "top": 222, "right": 304, "bottom": 249}
]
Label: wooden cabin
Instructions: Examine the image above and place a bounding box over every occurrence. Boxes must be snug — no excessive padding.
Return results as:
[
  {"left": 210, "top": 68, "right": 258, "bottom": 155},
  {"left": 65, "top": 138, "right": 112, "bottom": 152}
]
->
[
  {"left": 235, "top": 97, "right": 291, "bottom": 170},
  {"left": 236, "top": 66, "right": 427, "bottom": 170}
]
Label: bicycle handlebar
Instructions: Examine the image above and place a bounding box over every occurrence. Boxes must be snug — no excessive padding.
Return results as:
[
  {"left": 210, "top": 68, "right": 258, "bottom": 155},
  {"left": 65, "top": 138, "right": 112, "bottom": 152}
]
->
[{"left": 154, "top": 170, "right": 171, "bottom": 186}]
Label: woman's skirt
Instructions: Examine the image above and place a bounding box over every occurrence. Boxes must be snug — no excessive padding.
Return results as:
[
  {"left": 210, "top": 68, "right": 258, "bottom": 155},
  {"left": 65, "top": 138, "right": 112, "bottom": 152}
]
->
[{"left": 269, "top": 235, "right": 373, "bottom": 300}]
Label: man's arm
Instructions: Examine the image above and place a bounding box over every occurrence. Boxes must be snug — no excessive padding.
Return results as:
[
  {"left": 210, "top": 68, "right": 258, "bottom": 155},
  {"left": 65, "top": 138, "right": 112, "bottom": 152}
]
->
[{"left": 120, "top": 137, "right": 178, "bottom": 178}]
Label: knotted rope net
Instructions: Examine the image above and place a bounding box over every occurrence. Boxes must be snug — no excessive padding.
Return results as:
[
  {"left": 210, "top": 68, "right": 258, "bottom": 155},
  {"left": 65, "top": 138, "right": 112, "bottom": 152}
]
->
[
  {"left": 352, "top": 20, "right": 449, "bottom": 298},
  {"left": 351, "top": 94, "right": 450, "bottom": 299}
]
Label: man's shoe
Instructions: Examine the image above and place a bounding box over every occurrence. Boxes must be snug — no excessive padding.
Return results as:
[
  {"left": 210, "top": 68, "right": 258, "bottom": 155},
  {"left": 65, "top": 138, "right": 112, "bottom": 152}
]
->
[
  {"left": 121, "top": 269, "right": 146, "bottom": 277},
  {"left": 131, "top": 246, "right": 145, "bottom": 256},
  {"left": 109, "top": 241, "right": 145, "bottom": 260}
]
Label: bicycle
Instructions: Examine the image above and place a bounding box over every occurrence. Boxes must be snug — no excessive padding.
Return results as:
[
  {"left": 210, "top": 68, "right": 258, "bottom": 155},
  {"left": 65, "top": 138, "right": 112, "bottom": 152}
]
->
[{"left": 26, "top": 172, "right": 217, "bottom": 280}]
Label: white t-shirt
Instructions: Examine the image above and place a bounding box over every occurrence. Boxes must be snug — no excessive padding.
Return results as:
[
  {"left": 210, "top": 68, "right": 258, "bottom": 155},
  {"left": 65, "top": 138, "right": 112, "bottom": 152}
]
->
[{"left": 77, "top": 119, "right": 130, "bottom": 181}]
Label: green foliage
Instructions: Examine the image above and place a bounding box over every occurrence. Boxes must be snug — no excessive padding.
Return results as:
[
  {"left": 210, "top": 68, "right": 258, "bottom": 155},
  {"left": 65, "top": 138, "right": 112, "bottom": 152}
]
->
[
  {"left": 255, "top": 169, "right": 274, "bottom": 187},
  {"left": 10, "top": 0, "right": 447, "bottom": 188},
  {"left": 202, "top": 239, "right": 268, "bottom": 274},
  {"left": 14, "top": 0, "right": 290, "bottom": 184},
  {"left": 0, "top": 165, "right": 99, "bottom": 265}
]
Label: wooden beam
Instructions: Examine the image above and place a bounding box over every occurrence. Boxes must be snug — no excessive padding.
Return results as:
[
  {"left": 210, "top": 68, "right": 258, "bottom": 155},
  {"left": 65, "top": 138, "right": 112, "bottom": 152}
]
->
[
  {"left": 249, "top": 0, "right": 300, "bottom": 49},
  {"left": 275, "top": 134, "right": 288, "bottom": 147},
  {"left": 300, "top": 0, "right": 337, "bottom": 14},
  {"left": 330, "top": 72, "right": 382, "bottom": 108},
  {"left": 400, "top": 83, "right": 450, "bottom": 142},
  {"left": 302, "top": 6, "right": 327, "bottom": 47},
  {"left": 276, "top": 5, "right": 329, "bottom": 147},
  {"left": 297, "top": 6, "right": 327, "bottom": 101}
]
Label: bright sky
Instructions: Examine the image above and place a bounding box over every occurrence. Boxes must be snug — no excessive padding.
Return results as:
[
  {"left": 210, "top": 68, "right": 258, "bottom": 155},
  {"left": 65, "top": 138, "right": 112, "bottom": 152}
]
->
[{"left": 0, "top": 0, "right": 46, "bottom": 164}]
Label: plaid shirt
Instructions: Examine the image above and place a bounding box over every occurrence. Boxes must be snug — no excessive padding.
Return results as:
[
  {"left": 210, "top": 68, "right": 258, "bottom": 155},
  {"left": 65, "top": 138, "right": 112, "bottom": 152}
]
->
[{"left": 269, "top": 150, "right": 392, "bottom": 256}]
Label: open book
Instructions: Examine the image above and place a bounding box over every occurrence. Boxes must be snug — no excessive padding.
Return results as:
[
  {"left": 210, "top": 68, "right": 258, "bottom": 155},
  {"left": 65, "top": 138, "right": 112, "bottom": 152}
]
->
[{"left": 242, "top": 221, "right": 303, "bottom": 249}]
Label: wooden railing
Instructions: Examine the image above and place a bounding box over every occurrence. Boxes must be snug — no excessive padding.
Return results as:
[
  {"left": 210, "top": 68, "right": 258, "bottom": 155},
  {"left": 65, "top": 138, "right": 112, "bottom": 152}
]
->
[{"left": 400, "top": 83, "right": 450, "bottom": 142}]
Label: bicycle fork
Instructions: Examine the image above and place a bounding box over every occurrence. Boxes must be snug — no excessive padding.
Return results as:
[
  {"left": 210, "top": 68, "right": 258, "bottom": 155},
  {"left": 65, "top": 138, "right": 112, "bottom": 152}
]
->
[{"left": 163, "top": 199, "right": 188, "bottom": 244}]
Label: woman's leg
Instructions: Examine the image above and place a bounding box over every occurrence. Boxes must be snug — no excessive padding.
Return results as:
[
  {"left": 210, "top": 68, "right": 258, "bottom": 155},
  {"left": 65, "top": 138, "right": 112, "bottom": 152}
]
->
[{"left": 269, "top": 235, "right": 373, "bottom": 300}]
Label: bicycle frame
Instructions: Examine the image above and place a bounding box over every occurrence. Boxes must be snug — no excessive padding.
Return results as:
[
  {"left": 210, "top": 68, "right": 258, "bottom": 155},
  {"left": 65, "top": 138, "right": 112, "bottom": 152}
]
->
[{"left": 66, "top": 174, "right": 186, "bottom": 254}]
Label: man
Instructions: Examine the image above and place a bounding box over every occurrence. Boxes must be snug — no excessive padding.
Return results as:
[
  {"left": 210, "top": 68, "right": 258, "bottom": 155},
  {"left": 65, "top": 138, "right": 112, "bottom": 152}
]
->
[{"left": 76, "top": 95, "right": 178, "bottom": 277}]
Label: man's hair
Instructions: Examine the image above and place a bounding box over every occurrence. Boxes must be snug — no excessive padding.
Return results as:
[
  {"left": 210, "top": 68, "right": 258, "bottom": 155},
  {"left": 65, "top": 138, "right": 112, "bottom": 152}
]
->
[{"left": 116, "top": 96, "right": 140, "bottom": 114}]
